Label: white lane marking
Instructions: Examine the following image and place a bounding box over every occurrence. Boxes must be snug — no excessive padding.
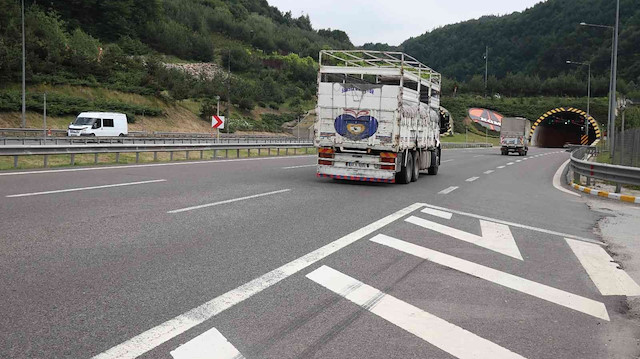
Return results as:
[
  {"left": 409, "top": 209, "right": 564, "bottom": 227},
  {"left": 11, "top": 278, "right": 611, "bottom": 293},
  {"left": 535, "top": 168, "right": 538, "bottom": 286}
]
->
[
  {"left": 371, "top": 235, "right": 610, "bottom": 321},
  {"left": 282, "top": 164, "right": 316, "bottom": 169},
  {"left": 506, "top": 162, "right": 514, "bottom": 166},
  {"left": 421, "top": 207, "right": 453, "bottom": 220},
  {"left": 473, "top": 155, "right": 485, "bottom": 158},
  {"left": 91, "top": 203, "right": 423, "bottom": 359},
  {"left": 0, "top": 155, "right": 315, "bottom": 177},
  {"left": 438, "top": 186, "right": 459, "bottom": 194},
  {"left": 418, "top": 203, "right": 601, "bottom": 245},
  {"left": 168, "top": 189, "right": 291, "bottom": 214},
  {"left": 170, "top": 327, "right": 244, "bottom": 359},
  {"left": 566, "top": 239, "right": 640, "bottom": 296},
  {"left": 466, "top": 177, "right": 479, "bottom": 182},
  {"left": 497, "top": 166, "right": 506, "bottom": 169},
  {"left": 553, "top": 159, "right": 581, "bottom": 197},
  {"left": 441, "top": 159, "right": 455, "bottom": 163},
  {"left": 307, "top": 266, "right": 527, "bottom": 359},
  {"left": 484, "top": 170, "right": 495, "bottom": 174},
  {"left": 406, "top": 216, "right": 523, "bottom": 260},
  {"left": 6, "top": 179, "right": 166, "bottom": 198},
  {"left": 515, "top": 160, "right": 522, "bottom": 163}
]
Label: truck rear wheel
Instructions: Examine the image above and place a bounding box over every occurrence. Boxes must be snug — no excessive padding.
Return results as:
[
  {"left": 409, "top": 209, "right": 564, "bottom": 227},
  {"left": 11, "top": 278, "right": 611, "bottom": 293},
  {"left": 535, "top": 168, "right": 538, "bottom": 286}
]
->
[
  {"left": 427, "top": 150, "right": 439, "bottom": 175},
  {"left": 396, "top": 152, "right": 413, "bottom": 184},
  {"left": 411, "top": 151, "right": 419, "bottom": 182}
]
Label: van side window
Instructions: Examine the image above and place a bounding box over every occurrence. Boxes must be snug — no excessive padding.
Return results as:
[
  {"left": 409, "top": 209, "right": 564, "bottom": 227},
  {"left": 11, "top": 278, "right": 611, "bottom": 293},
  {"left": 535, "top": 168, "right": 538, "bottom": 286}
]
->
[
  {"left": 93, "top": 118, "right": 102, "bottom": 129},
  {"left": 103, "top": 118, "right": 114, "bottom": 127}
]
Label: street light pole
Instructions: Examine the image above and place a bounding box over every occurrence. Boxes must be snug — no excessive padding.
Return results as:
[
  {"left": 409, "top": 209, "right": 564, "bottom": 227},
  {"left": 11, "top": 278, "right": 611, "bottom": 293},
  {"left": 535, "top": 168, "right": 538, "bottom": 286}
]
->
[
  {"left": 21, "top": 0, "right": 26, "bottom": 128},
  {"left": 611, "top": 0, "right": 620, "bottom": 157},
  {"left": 566, "top": 60, "right": 591, "bottom": 138},
  {"left": 484, "top": 46, "right": 488, "bottom": 97},
  {"left": 580, "top": 20, "right": 616, "bottom": 152}
]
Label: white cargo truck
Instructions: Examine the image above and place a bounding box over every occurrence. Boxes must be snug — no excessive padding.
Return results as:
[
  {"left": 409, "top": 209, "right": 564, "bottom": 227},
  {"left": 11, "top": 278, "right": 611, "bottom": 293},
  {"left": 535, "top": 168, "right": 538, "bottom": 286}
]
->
[
  {"left": 314, "top": 51, "right": 449, "bottom": 184},
  {"left": 500, "top": 117, "right": 531, "bottom": 156}
]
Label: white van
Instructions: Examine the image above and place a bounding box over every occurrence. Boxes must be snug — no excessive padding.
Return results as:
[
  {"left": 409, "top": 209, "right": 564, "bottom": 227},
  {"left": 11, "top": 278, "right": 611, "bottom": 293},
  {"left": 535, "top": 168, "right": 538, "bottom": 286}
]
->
[{"left": 68, "top": 112, "right": 128, "bottom": 137}]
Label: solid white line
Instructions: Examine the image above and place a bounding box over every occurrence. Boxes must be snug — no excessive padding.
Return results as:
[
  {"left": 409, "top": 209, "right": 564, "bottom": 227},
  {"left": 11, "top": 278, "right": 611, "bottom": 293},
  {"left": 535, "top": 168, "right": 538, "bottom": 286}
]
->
[
  {"left": 553, "top": 159, "right": 581, "bottom": 197},
  {"left": 371, "top": 235, "right": 610, "bottom": 321},
  {"left": 170, "top": 327, "right": 244, "bottom": 359},
  {"left": 282, "top": 164, "right": 316, "bottom": 169},
  {"left": 484, "top": 170, "right": 495, "bottom": 174},
  {"left": 466, "top": 177, "right": 479, "bottom": 182},
  {"left": 566, "top": 238, "right": 640, "bottom": 296},
  {"left": 6, "top": 179, "right": 167, "bottom": 198},
  {"left": 441, "top": 159, "right": 455, "bottom": 163},
  {"left": 438, "top": 186, "right": 459, "bottom": 194},
  {"left": 0, "top": 155, "right": 315, "bottom": 177},
  {"left": 497, "top": 166, "right": 506, "bottom": 169},
  {"left": 168, "top": 189, "right": 291, "bottom": 214},
  {"left": 91, "top": 203, "right": 423, "bottom": 359},
  {"left": 307, "top": 266, "right": 527, "bottom": 359},
  {"left": 418, "top": 203, "right": 602, "bottom": 245},
  {"left": 406, "top": 216, "right": 523, "bottom": 260},
  {"left": 421, "top": 207, "right": 453, "bottom": 220}
]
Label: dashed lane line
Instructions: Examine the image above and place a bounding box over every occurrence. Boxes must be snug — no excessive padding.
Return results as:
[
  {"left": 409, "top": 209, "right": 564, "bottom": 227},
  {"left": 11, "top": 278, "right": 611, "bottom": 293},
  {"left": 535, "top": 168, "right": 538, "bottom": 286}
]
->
[
  {"left": 167, "top": 189, "right": 291, "bottom": 214},
  {"left": 438, "top": 186, "right": 459, "bottom": 195},
  {"left": 6, "top": 179, "right": 167, "bottom": 198},
  {"left": 466, "top": 177, "right": 479, "bottom": 182}
]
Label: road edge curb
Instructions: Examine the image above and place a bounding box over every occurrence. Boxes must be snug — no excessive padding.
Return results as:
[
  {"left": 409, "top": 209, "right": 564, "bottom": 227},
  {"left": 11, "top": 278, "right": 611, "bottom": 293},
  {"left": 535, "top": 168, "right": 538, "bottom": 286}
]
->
[{"left": 571, "top": 182, "right": 640, "bottom": 204}]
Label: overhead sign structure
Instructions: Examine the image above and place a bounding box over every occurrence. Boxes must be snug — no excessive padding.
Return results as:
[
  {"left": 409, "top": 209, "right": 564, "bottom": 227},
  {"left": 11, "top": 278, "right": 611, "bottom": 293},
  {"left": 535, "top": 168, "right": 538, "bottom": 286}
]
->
[{"left": 212, "top": 115, "right": 225, "bottom": 129}]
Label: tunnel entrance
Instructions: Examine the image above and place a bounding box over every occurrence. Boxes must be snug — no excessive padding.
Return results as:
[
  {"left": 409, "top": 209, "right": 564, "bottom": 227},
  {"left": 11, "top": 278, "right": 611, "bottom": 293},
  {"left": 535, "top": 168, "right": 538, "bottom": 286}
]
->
[{"left": 530, "top": 107, "right": 601, "bottom": 148}]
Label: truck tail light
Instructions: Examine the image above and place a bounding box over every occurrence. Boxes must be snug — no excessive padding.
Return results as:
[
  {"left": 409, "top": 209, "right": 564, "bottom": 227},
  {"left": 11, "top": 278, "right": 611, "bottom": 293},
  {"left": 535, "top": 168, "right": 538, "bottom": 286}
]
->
[
  {"left": 318, "top": 159, "right": 333, "bottom": 166},
  {"left": 381, "top": 164, "right": 395, "bottom": 170},
  {"left": 319, "top": 147, "right": 335, "bottom": 158},
  {"left": 380, "top": 152, "right": 397, "bottom": 163}
]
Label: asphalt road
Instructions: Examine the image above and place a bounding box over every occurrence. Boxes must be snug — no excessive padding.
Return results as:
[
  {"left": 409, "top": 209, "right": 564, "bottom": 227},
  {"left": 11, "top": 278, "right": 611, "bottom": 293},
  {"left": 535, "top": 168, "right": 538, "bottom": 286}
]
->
[{"left": 1, "top": 147, "right": 638, "bottom": 359}]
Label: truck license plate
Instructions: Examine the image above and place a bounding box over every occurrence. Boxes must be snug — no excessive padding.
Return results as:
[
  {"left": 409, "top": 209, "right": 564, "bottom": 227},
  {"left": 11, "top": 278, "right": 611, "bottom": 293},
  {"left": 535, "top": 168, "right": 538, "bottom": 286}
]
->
[{"left": 346, "top": 162, "right": 368, "bottom": 168}]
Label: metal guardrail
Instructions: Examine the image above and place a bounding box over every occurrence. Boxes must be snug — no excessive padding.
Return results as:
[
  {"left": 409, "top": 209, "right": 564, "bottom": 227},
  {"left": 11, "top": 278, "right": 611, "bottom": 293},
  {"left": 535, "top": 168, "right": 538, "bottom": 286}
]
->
[
  {"left": 0, "top": 141, "right": 314, "bottom": 168},
  {"left": 441, "top": 142, "right": 492, "bottom": 148},
  {"left": 0, "top": 128, "right": 148, "bottom": 137},
  {"left": 570, "top": 146, "right": 640, "bottom": 189},
  {"left": 0, "top": 136, "right": 309, "bottom": 146}
]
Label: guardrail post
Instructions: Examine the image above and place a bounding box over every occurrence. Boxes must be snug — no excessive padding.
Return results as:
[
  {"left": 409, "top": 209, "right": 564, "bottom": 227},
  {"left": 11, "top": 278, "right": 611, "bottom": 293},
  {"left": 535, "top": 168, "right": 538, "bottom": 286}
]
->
[
  {"left": 135, "top": 152, "right": 140, "bottom": 163},
  {"left": 258, "top": 148, "right": 261, "bottom": 156},
  {"left": 200, "top": 150, "right": 203, "bottom": 160},
  {"left": 213, "top": 149, "right": 217, "bottom": 159},
  {"left": 573, "top": 171, "right": 580, "bottom": 184},
  {"left": 153, "top": 152, "right": 158, "bottom": 162},
  {"left": 615, "top": 184, "right": 622, "bottom": 193},
  {"left": 70, "top": 154, "right": 75, "bottom": 166},
  {"left": 170, "top": 152, "right": 174, "bottom": 161},
  {"left": 236, "top": 149, "right": 240, "bottom": 158},
  {"left": 286, "top": 148, "right": 289, "bottom": 155},
  {"left": 225, "top": 149, "right": 228, "bottom": 158},
  {"left": 43, "top": 155, "right": 48, "bottom": 168},
  {"left": 186, "top": 151, "right": 189, "bottom": 160},
  {"left": 277, "top": 148, "right": 280, "bottom": 156},
  {"left": 116, "top": 153, "right": 120, "bottom": 163},
  {"left": 94, "top": 153, "right": 98, "bottom": 164},
  {"left": 586, "top": 177, "right": 591, "bottom": 186}
]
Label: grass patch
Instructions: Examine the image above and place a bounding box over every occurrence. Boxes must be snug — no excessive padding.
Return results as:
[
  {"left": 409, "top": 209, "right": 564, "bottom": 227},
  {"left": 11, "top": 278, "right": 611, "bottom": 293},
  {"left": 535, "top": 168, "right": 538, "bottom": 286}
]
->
[{"left": 442, "top": 132, "right": 500, "bottom": 146}]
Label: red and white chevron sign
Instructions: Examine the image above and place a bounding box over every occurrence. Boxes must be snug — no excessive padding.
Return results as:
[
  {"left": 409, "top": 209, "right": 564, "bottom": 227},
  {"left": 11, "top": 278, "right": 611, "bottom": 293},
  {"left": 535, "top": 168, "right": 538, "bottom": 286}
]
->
[{"left": 212, "top": 115, "right": 225, "bottom": 129}]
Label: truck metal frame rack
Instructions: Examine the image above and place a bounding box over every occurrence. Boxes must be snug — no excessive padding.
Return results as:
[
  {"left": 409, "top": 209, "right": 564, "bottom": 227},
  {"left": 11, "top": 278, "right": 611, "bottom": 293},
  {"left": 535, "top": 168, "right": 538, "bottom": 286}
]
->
[{"left": 318, "top": 50, "right": 441, "bottom": 101}]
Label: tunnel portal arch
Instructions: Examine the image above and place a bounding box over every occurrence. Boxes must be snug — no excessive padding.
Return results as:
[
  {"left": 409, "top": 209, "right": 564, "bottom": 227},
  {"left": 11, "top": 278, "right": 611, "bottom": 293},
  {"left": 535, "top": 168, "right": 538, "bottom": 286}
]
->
[{"left": 530, "top": 107, "right": 601, "bottom": 147}]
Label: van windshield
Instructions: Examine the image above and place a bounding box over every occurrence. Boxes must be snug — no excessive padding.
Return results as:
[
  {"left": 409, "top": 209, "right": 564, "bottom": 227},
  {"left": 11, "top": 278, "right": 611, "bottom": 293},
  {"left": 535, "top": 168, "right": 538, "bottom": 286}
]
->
[{"left": 73, "top": 117, "right": 97, "bottom": 126}]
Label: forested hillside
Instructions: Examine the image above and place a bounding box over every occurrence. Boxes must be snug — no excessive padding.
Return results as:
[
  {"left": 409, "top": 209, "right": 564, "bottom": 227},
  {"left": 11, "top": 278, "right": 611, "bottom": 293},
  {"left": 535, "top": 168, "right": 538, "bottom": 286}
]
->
[
  {"left": 0, "top": 0, "right": 353, "bottom": 129},
  {"left": 401, "top": 0, "right": 639, "bottom": 97}
]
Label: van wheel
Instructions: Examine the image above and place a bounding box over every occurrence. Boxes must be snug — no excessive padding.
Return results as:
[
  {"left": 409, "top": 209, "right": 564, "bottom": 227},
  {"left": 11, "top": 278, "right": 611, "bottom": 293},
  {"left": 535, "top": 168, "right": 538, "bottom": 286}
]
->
[
  {"left": 428, "top": 150, "right": 439, "bottom": 175},
  {"left": 396, "top": 152, "right": 413, "bottom": 184},
  {"left": 411, "top": 151, "right": 419, "bottom": 182}
]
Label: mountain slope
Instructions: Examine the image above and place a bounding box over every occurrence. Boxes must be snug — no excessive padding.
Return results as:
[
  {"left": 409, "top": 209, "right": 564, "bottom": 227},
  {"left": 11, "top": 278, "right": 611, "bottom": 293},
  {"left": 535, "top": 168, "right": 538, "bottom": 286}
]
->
[{"left": 401, "top": 0, "right": 639, "bottom": 84}]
